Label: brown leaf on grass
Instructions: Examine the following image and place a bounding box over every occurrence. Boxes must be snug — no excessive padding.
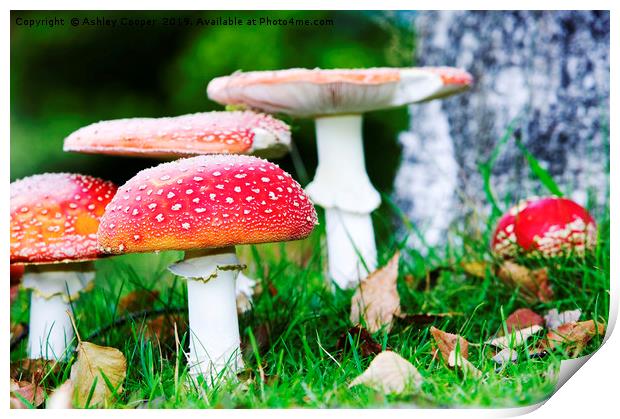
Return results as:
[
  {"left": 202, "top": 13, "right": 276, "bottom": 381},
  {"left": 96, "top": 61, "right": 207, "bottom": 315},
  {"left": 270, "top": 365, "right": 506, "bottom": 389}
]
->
[
  {"left": 461, "top": 261, "right": 492, "bottom": 279},
  {"left": 337, "top": 326, "right": 384, "bottom": 357},
  {"left": 10, "top": 323, "right": 27, "bottom": 346},
  {"left": 70, "top": 341, "right": 127, "bottom": 408},
  {"left": 430, "top": 326, "right": 469, "bottom": 363},
  {"left": 117, "top": 290, "right": 160, "bottom": 314},
  {"left": 497, "top": 261, "right": 553, "bottom": 302},
  {"left": 10, "top": 378, "right": 45, "bottom": 408},
  {"left": 350, "top": 251, "right": 401, "bottom": 333},
  {"left": 349, "top": 351, "right": 423, "bottom": 394},
  {"left": 546, "top": 320, "right": 605, "bottom": 357},
  {"left": 10, "top": 358, "right": 62, "bottom": 387},
  {"left": 448, "top": 350, "right": 483, "bottom": 378},
  {"left": 505, "top": 308, "right": 544, "bottom": 333},
  {"left": 46, "top": 380, "right": 74, "bottom": 409}
]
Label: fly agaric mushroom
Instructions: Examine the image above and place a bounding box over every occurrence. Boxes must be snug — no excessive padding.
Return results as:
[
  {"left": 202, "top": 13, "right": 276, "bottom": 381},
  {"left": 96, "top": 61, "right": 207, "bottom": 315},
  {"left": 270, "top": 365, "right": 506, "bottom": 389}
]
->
[
  {"left": 97, "top": 154, "right": 317, "bottom": 383},
  {"left": 10, "top": 173, "right": 117, "bottom": 360},
  {"left": 207, "top": 67, "right": 472, "bottom": 289},
  {"left": 492, "top": 196, "right": 597, "bottom": 258},
  {"left": 64, "top": 110, "right": 291, "bottom": 159},
  {"left": 64, "top": 110, "right": 292, "bottom": 308}
]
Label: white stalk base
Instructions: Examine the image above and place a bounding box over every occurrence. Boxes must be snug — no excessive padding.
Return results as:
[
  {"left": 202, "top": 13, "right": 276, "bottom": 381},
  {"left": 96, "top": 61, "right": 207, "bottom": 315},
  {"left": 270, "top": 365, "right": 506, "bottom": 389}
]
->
[
  {"left": 22, "top": 263, "right": 95, "bottom": 360},
  {"left": 28, "top": 293, "right": 74, "bottom": 360},
  {"left": 168, "top": 248, "right": 244, "bottom": 385},
  {"left": 326, "top": 208, "right": 378, "bottom": 289}
]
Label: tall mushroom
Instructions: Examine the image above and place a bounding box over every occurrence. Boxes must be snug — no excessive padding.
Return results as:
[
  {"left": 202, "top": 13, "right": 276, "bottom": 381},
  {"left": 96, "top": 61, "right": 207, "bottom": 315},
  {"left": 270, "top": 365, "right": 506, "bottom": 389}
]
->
[
  {"left": 492, "top": 196, "right": 597, "bottom": 258},
  {"left": 97, "top": 154, "right": 317, "bottom": 383},
  {"left": 10, "top": 173, "right": 117, "bottom": 360},
  {"left": 207, "top": 67, "right": 473, "bottom": 289},
  {"left": 64, "top": 110, "right": 293, "bottom": 307}
]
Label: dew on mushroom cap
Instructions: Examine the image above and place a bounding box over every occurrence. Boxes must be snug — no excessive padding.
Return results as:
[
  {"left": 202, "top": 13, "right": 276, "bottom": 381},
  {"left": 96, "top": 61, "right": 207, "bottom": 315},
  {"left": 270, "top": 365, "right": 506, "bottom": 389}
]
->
[
  {"left": 64, "top": 111, "right": 291, "bottom": 158},
  {"left": 98, "top": 154, "right": 318, "bottom": 254},
  {"left": 10, "top": 173, "right": 118, "bottom": 264}
]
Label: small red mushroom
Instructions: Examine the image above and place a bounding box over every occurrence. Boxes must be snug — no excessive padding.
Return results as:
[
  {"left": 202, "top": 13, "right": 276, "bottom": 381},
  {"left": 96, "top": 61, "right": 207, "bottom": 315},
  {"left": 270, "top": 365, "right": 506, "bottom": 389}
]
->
[
  {"left": 10, "top": 173, "right": 117, "bottom": 360},
  {"left": 98, "top": 154, "right": 317, "bottom": 383},
  {"left": 492, "top": 196, "right": 597, "bottom": 258},
  {"left": 64, "top": 111, "right": 291, "bottom": 159}
]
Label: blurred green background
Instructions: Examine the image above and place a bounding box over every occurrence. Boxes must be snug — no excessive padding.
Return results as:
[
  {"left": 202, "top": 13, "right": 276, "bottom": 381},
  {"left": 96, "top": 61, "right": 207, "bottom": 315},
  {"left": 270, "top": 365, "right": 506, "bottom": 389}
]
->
[{"left": 10, "top": 10, "right": 414, "bottom": 200}]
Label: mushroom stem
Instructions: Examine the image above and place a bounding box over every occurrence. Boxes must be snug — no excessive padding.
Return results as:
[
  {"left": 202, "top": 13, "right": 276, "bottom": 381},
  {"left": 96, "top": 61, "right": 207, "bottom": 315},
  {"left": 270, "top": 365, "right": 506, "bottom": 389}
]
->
[
  {"left": 22, "top": 262, "right": 95, "bottom": 360},
  {"left": 168, "top": 247, "right": 244, "bottom": 385},
  {"left": 325, "top": 208, "right": 377, "bottom": 288},
  {"left": 305, "top": 115, "right": 380, "bottom": 289}
]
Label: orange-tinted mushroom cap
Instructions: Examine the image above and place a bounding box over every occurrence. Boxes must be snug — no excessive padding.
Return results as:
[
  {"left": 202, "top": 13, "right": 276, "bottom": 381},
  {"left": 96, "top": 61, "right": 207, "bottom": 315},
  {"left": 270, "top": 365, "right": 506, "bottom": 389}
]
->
[
  {"left": 98, "top": 155, "right": 318, "bottom": 254},
  {"left": 10, "top": 173, "right": 118, "bottom": 264},
  {"left": 64, "top": 111, "right": 291, "bottom": 158},
  {"left": 207, "top": 67, "right": 473, "bottom": 117}
]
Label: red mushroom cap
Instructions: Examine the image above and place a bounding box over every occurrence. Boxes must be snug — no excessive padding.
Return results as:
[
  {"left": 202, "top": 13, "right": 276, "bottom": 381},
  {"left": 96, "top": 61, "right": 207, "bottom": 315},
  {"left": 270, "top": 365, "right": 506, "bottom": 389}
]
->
[
  {"left": 98, "top": 155, "right": 318, "bottom": 254},
  {"left": 10, "top": 264, "right": 24, "bottom": 286},
  {"left": 491, "top": 197, "right": 597, "bottom": 258},
  {"left": 10, "top": 173, "right": 118, "bottom": 264},
  {"left": 64, "top": 111, "right": 291, "bottom": 158},
  {"left": 207, "top": 67, "right": 473, "bottom": 117}
]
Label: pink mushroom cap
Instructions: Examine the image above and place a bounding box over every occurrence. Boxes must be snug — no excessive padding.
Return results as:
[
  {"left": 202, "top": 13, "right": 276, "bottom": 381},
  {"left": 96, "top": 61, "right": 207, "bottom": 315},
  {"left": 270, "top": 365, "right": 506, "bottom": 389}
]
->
[
  {"left": 98, "top": 154, "right": 318, "bottom": 254},
  {"left": 491, "top": 196, "right": 597, "bottom": 258},
  {"left": 64, "top": 111, "right": 291, "bottom": 158},
  {"left": 10, "top": 173, "right": 118, "bottom": 264},
  {"left": 207, "top": 67, "right": 473, "bottom": 117}
]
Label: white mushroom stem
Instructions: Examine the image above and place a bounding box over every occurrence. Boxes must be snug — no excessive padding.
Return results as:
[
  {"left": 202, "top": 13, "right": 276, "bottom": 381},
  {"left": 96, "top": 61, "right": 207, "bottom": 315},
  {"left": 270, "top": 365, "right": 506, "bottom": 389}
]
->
[
  {"left": 168, "top": 247, "right": 244, "bottom": 385},
  {"left": 22, "top": 262, "right": 95, "bottom": 360},
  {"left": 305, "top": 115, "right": 380, "bottom": 289}
]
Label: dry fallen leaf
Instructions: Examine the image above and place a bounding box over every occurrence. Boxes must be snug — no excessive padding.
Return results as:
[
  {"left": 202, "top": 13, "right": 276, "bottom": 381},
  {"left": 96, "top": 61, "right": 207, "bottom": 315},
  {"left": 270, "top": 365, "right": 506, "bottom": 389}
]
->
[
  {"left": 505, "top": 308, "right": 544, "bottom": 333},
  {"left": 10, "top": 358, "right": 61, "bottom": 386},
  {"left": 350, "top": 251, "right": 401, "bottom": 333},
  {"left": 337, "top": 326, "right": 384, "bottom": 358},
  {"left": 448, "top": 350, "right": 483, "bottom": 378},
  {"left": 497, "top": 261, "right": 553, "bottom": 302},
  {"left": 546, "top": 320, "right": 605, "bottom": 357},
  {"left": 544, "top": 308, "right": 582, "bottom": 330},
  {"left": 70, "top": 341, "right": 127, "bottom": 408},
  {"left": 10, "top": 378, "right": 45, "bottom": 408},
  {"left": 349, "top": 351, "right": 423, "bottom": 394},
  {"left": 461, "top": 261, "right": 492, "bottom": 279},
  {"left": 397, "top": 312, "right": 460, "bottom": 328},
  {"left": 486, "top": 325, "right": 543, "bottom": 349},
  {"left": 46, "top": 380, "right": 74, "bottom": 409},
  {"left": 430, "top": 326, "right": 469, "bottom": 363},
  {"left": 117, "top": 290, "right": 160, "bottom": 314}
]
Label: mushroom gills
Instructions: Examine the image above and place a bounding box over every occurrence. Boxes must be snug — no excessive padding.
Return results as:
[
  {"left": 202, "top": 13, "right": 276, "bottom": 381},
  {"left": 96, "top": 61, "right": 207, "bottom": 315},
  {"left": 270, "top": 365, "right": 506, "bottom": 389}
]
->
[
  {"left": 22, "top": 261, "right": 95, "bottom": 360},
  {"left": 168, "top": 247, "right": 245, "bottom": 385}
]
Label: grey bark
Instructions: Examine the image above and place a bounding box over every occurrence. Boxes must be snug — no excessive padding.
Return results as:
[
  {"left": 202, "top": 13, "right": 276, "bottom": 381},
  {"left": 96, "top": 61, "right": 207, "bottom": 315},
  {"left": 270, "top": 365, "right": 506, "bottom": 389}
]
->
[{"left": 393, "top": 10, "right": 610, "bottom": 247}]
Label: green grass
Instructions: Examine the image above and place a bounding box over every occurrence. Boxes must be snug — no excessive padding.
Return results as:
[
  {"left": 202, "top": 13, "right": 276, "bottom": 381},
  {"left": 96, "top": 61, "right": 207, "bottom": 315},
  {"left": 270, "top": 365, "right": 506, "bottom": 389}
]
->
[
  {"left": 10, "top": 205, "right": 609, "bottom": 408},
  {"left": 10, "top": 124, "right": 610, "bottom": 408}
]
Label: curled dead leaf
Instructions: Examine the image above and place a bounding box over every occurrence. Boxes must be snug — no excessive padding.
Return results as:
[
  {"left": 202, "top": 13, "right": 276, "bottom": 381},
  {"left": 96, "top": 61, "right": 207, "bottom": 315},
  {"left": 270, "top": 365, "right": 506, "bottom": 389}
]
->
[
  {"left": 497, "top": 261, "right": 553, "bottom": 302},
  {"left": 70, "top": 341, "right": 127, "bottom": 408},
  {"left": 448, "top": 350, "right": 482, "bottom": 378},
  {"left": 505, "top": 308, "right": 544, "bottom": 333},
  {"left": 349, "top": 351, "right": 423, "bottom": 394},
  {"left": 486, "top": 325, "right": 543, "bottom": 349},
  {"left": 430, "top": 326, "right": 469, "bottom": 363},
  {"left": 10, "top": 378, "right": 45, "bottom": 408},
  {"left": 350, "top": 251, "right": 401, "bottom": 333},
  {"left": 546, "top": 320, "right": 605, "bottom": 357},
  {"left": 337, "top": 326, "right": 384, "bottom": 358},
  {"left": 544, "top": 308, "right": 582, "bottom": 330}
]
